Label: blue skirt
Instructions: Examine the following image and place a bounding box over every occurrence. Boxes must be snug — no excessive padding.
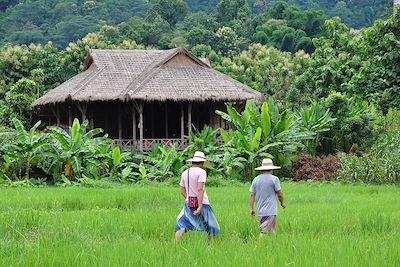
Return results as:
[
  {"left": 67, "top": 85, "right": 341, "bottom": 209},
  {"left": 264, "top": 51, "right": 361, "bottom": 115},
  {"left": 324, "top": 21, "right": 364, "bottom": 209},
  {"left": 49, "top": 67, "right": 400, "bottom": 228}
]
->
[{"left": 175, "top": 203, "right": 220, "bottom": 237}]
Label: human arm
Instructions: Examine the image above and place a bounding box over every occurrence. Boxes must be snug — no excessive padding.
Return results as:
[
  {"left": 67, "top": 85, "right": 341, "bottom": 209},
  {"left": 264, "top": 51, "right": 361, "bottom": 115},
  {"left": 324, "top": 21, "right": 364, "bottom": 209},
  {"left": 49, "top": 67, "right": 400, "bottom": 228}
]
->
[
  {"left": 277, "top": 191, "right": 286, "bottom": 209},
  {"left": 274, "top": 177, "right": 285, "bottom": 208},
  {"left": 179, "top": 172, "right": 186, "bottom": 199},
  {"left": 193, "top": 182, "right": 205, "bottom": 216},
  {"left": 249, "top": 192, "right": 256, "bottom": 217},
  {"left": 180, "top": 186, "right": 186, "bottom": 199}
]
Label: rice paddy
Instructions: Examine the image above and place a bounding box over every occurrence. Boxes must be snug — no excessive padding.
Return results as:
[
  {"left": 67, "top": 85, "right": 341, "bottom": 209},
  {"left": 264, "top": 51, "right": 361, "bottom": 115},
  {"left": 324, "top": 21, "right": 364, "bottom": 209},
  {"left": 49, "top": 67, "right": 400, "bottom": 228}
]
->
[{"left": 0, "top": 182, "right": 399, "bottom": 266}]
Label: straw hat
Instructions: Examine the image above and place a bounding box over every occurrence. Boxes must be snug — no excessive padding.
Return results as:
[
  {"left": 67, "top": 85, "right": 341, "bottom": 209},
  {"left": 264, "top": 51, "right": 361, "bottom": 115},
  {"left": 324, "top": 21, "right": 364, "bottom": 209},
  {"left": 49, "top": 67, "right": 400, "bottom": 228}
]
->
[
  {"left": 187, "top": 151, "right": 207, "bottom": 162},
  {"left": 255, "top": 159, "right": 281, "bottom": 171}
]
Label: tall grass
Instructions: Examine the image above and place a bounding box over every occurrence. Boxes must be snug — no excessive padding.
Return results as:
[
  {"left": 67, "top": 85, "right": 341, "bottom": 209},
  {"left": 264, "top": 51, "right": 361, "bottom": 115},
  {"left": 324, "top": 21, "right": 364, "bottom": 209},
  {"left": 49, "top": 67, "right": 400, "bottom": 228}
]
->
[
  {"left": 338, "top": 109, "right": 400, "bottom": 184},
  {"left": 0, "top": 183, "right": 399, "bottom": 266}
]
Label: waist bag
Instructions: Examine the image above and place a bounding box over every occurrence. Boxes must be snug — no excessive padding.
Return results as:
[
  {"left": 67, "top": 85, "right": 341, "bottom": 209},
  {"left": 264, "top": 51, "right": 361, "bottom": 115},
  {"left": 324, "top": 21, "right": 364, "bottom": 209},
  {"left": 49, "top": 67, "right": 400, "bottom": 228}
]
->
[{"left": 187, "top": 169, "right": 198, "bottom": 209}]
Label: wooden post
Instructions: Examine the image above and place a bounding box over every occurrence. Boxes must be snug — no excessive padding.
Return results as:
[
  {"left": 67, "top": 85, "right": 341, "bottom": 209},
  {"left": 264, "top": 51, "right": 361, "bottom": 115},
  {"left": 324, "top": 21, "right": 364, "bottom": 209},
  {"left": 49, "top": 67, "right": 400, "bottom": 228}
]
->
[
  {"left": 132, "top": 102, "right": 137, "bottom": 141},
  {"left": 118, "top": 102, "right": 122, "bottom": 140},
  {"left": 139, "top": 102, "right": 144, "bottom": 152},
  {"left": 68, "top": 105, "right": 72, "bottom": 126},
  {"left": 150, "top": 103, "right": 154, "bottom": 138},
  {"left": 188, "top": 102, "right": 192, "bottom": 135},
  {"left": 165, "top": 102, "right": 169, "bottom": 138},
  {"left": 209, "top": 102, "right": 213, "bottom": 126},
  {"left": 180, "top": 103, "right": 184, "bottom": 140},
  {"left": 82, "top": 104, "right": 87, "bottom": 122},
  {"left": 54, "top": 106, "right": 60, "bottom": 127},
  {"left": 77, "top": 102, "right": 87, "bottom": 122}
]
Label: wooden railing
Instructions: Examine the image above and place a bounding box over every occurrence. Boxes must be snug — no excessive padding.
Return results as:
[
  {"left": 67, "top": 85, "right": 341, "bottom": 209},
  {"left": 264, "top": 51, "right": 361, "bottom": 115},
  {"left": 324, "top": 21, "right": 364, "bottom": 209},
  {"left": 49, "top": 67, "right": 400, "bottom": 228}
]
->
[{"left": 115, "top": 138, "right": 189, "bottom": 151}]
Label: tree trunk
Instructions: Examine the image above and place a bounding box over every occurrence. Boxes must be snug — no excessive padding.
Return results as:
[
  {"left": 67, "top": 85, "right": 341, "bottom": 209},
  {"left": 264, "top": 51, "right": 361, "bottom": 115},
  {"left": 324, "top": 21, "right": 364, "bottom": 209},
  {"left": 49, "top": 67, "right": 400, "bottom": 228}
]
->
[{"left": 25, "top": 159, "right": 30, "bottom": 180}]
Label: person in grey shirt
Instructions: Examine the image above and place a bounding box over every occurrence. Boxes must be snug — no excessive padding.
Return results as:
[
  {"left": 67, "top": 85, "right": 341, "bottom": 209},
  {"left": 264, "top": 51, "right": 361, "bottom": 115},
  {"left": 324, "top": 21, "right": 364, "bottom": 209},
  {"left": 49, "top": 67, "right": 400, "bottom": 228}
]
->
[{"left": 249, "top": 159, "right": 286, "bottom": 235}]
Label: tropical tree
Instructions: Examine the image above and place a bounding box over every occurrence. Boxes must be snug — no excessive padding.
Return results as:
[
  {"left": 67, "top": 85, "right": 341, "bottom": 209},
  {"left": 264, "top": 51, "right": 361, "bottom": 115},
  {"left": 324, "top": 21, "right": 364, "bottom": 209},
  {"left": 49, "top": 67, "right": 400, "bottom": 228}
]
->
[
  {"left": 147, "top": 0, "right": 189, "bottom": 26},
  {"left": 0, "top": 78, "right": 36, "bottom": 127},
  {"left": 213, "top": 44, "right": 310, "bottom": 104},
  {"left": 321, "top": 92, "right": 376, "bottom": 154}
]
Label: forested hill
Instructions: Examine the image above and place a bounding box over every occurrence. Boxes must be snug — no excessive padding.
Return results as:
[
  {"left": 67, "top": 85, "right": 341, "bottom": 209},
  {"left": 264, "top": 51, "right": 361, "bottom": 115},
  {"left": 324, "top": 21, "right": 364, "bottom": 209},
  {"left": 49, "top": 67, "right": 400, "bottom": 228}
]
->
[
  {"left": 187, "top": 0, "right": 389, "bottom": 28},
  {"left": 0, "top": 0, "right": 388, "bottom": 49}
]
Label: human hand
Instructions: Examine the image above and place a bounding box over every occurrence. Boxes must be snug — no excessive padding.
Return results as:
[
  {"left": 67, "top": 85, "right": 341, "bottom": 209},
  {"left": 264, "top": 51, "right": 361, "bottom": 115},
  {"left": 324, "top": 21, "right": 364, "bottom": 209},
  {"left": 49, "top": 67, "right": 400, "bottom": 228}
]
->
[
  {"left": 193, "top": 207, "right": 202, "bottom": 216},
  {"left": 250, "top": 209, "right": 255, "bottom": 217},
  {"left": 281, "top": 202, "right": 286, "bottom": 209}
]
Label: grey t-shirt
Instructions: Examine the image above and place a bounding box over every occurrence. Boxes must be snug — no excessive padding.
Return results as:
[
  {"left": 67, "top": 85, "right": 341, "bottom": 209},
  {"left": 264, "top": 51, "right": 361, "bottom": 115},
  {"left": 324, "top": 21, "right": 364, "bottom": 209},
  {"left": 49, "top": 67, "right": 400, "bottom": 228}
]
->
[{"left": 249, "top": 174, "right": 281, "bottom": 217}]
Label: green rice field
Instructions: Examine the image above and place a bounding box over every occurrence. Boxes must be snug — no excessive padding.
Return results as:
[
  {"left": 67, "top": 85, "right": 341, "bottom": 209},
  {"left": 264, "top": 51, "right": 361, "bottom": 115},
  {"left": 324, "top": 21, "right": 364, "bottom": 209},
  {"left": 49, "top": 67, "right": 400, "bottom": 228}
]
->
[{"left": 0, "top": 183, "right": 399, "bottom": 266}]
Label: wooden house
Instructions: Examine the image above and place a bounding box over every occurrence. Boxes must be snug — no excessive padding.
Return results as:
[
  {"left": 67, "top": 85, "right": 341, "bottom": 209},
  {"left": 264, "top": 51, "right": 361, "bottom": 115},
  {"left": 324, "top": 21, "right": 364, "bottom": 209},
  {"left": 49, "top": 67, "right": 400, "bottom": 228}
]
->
[{"left": 33, "top": 48, "right": 263, "bottom": 151}]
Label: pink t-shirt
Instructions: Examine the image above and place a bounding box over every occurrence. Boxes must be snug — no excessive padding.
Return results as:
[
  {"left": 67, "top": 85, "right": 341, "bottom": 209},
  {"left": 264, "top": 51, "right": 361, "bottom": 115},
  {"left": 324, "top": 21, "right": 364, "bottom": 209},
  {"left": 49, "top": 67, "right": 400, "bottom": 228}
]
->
[{"left": 179, "top": 167, "right": 210, "bottom": 205}]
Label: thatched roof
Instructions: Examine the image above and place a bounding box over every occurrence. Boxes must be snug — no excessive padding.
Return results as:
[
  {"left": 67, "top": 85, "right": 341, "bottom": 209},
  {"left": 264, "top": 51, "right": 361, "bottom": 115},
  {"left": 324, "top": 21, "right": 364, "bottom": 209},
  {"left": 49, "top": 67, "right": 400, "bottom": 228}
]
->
[{"left": 33, "top": 48, "right": 264, "bottom": 107}]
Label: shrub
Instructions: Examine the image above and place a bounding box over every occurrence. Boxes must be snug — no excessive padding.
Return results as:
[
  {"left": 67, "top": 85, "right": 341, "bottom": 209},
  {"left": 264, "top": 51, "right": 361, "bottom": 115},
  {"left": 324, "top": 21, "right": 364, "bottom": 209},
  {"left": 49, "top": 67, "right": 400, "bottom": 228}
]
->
[
  {"left": 291, "top": 155, "right": 340, "bottom": 181},
  {"left": 337, "top": 125, "right": 400, "bottom": 184}
]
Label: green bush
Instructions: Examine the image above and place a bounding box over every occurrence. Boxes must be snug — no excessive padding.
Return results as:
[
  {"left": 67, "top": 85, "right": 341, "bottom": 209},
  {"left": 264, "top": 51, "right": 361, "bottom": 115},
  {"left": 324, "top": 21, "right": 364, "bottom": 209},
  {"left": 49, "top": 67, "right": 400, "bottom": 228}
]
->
[{"left": 337, "top": 123, "right": 400, "bottom": 184}]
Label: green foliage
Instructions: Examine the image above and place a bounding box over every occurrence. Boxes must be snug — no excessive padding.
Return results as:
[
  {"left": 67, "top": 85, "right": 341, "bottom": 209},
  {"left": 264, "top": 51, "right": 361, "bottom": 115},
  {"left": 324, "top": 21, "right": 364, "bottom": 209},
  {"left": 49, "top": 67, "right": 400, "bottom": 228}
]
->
[
  {"left": 0, "top": 78, "right": 36, "bottom": 127},
  {"left": 0, "top": 0, "right": 151, "bottom": 48},
  {"left": 46, "top": 119, "right": 105, "bottom": 181},
  {"left": 338, "top": 131, "right": 400, "bottom": 184},
  {"left": 213, "top": 44, "right": 310, "bottom": 103},
  {"left": 296, "top": 14, "right": 400, "bottom": 113},
  {"left": 213, "top": 26, "right": 241, "bottom": 57},
  {"left": 147, "top": 0, "right": 189, "bottom": 27},
  {"left": 184, "top": 125, "right": 219, "bottom": 156},
  {"left": 321, "top": 93, "right": 376, "bottom": 154},
  {"left": 216, "top": 99, "right": 315, "bottom": 180},
  {"left": 3, "top": 118, "right": 49, "bottom": 180},
  {"left": 295, "top": 101, "right": 336, "bottom": 155},
  {"left": 138, "top": 145, "right": 184, "bottom": 181},
  {"left": 287, "top": 0, "right": 388, "bottom": 29},
  {"left": 252, "top": 2, "right": 327, "bottom": 53},
  {"left": 214, "top": 0, "right": 251, "bottom": 25}
]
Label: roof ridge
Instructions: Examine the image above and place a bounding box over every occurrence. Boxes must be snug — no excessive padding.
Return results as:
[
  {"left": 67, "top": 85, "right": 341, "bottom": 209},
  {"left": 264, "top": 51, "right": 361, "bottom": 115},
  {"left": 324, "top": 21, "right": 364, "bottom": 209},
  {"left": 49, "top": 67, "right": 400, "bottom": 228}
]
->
[
  {"left": 90, "top": 48, "right": 163, "bottom": 53},
  {"left": 122, "top": 48, "right": 214, "bottom": 100},
  {"left": 119, "top": 49, "right": 179, "bottom": 99}
]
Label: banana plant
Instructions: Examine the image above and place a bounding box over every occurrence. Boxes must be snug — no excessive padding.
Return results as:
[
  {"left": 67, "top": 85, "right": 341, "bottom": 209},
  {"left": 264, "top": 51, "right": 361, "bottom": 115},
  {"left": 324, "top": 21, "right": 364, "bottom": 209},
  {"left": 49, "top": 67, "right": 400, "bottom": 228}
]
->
[
  {"left": 184, "top": 125, "right": 219, "bottom": 156},
  {"left": 216, "top": 99, "right": 315, "bottom": 179},
  {"left": 138, "top": 144, "right": 184, "bottom": 181},
  {"left": 296, "top": 100, "right": 336, "bottom": 155},
  {"left": 5, "top": 118, "right": 50, "bottom": 179},
  {"left": 109, "top": 146, "right": 133, "bottom": 182},
  {"left": 46, "top": 118, "right": 103, "bottom": 180}
]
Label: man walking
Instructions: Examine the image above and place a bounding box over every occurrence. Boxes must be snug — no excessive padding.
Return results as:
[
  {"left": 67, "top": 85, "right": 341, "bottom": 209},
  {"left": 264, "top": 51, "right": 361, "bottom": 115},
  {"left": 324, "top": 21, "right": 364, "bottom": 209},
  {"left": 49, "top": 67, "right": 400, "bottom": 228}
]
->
[{"left": 249, "top": 159, "right": 286, "bottom": 235}]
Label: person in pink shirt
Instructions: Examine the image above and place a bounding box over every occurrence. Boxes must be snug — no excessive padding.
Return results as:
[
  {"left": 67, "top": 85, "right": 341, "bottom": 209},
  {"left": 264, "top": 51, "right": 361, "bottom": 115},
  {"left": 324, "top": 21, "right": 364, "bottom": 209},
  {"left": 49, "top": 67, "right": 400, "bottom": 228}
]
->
[{"left": 175, "top": 151, "right": 220, "bottom": 241}]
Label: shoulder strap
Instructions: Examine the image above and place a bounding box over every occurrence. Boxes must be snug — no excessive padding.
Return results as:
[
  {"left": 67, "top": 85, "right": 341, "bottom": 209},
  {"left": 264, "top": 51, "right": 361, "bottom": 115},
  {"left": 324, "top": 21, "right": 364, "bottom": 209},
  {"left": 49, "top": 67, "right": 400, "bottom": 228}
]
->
[{"left": 187, "top": 168, "right": 190, "bottom": 198}]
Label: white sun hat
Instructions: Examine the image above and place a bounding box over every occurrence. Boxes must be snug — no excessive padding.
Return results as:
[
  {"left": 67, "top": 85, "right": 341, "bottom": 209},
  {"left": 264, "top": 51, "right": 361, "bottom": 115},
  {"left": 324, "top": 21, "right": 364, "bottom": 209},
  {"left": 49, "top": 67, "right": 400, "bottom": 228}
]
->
[
  {"left": 255, "top": 158, "right": 281, "bottom": 171},
  {"left": 187, "top": 151, "right": 207, "bottom": 162}
]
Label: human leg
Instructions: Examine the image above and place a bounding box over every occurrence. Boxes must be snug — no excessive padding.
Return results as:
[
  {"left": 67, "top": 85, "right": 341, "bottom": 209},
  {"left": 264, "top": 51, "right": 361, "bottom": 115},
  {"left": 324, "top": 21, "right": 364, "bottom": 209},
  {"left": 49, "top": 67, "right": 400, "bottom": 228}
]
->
[
  {"left": 175, "top": 230, "right": 185, "bottom": 241},
  {"left": 259, "top": 215, "right": 276, "bottom": 236}
]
